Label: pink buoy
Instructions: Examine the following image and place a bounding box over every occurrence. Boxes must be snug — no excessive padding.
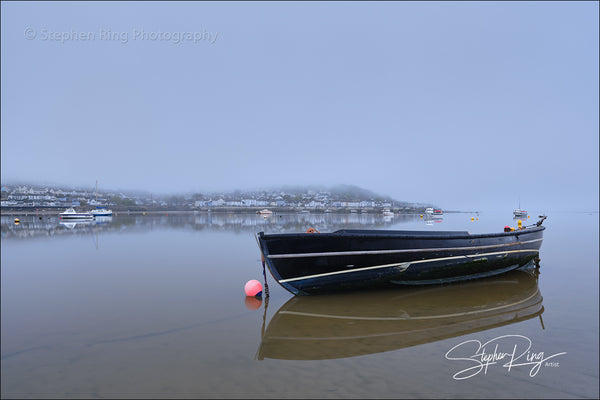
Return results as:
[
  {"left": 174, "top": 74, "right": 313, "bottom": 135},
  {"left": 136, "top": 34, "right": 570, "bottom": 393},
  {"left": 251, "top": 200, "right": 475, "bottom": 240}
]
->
[{"left": 244, "top": 279, "right": 263, "bottom": 297}]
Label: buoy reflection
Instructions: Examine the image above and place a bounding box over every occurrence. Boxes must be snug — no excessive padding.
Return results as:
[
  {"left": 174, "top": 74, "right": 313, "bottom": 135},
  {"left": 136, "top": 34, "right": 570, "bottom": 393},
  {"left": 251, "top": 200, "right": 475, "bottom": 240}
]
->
[{"left": 245, "top": 296, "right": 262, "bottom": 310}]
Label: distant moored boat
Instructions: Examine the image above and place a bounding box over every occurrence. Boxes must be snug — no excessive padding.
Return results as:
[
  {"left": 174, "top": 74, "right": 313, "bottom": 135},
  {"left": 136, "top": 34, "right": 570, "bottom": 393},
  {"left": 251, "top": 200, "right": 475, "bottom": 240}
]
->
[
  {"left": 513, "top": 199, "right": 527, "bottom": 218},
  {"left": 91, "top": 207, "right": 113, "bottom": 217},
  {"left": 59, "top": 208, "right": 93, "bottom": 220},
  {"left": 89, "top": 180, "right": 112, "bottom": 216},
  {"left": 513, "top": 209, "right": 527, "bottom": 218},
  {"left": 257, "top": 209, "right": 273, "bottom": 215}
]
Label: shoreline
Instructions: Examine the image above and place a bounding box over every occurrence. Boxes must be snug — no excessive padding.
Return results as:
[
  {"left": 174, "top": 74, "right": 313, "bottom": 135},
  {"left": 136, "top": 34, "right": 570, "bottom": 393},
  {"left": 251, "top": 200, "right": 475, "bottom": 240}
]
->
[{"left": 0, "top": 208, "right": 474, "bottom": 216}]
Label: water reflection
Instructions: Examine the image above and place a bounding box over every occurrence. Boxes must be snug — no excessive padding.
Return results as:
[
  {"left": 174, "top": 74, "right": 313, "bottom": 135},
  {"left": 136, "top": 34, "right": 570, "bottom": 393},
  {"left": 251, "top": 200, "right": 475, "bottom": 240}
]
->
[
  {"left": 257, "top": 264, "right": 543, "bottom": 361},
  {"left": 424, "top": 215, "right": 443, "bottom": 225},
  {"left": 59, "top": 220, "right": 93, "bottom": 229},
  {"left": 1, "top": 212, "right": 423, "bottom": 239}
]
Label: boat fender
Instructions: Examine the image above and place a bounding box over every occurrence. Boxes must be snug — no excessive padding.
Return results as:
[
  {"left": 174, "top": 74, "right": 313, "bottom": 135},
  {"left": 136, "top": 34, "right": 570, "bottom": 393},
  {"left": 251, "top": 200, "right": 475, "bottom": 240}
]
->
[{"left": 306, "top": 228, "right": 320, "bottom": 233}]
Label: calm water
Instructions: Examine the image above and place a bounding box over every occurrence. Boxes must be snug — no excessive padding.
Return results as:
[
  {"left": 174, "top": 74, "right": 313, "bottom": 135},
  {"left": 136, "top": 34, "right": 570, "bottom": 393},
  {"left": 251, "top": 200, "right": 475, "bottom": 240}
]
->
[{"left": 1, "top": 211, "right": 598, "bottom": 399}]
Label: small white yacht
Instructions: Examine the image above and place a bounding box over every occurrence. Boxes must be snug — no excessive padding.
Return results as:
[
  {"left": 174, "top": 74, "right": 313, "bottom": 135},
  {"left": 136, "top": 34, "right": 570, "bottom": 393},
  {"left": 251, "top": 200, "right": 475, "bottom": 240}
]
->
[
  {"left": 91, "top": 207, "right": 113, "bottom": 217},
  {"left": 513, "top": 209, "right": 528, "bottom": 218}
]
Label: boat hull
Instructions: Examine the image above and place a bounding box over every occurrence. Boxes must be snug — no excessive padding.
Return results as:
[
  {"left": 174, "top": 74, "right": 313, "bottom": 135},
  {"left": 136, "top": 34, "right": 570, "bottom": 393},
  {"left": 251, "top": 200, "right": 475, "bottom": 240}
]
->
[{"left": 257, "top": 227, "right": 545, "bottom": 295}]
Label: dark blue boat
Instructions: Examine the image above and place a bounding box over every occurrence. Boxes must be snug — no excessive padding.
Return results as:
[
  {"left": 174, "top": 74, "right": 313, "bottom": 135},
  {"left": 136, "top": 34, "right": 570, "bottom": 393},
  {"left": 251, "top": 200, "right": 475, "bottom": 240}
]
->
[{"left": 256, "top": 216, "right": 546, "bottom": 295}]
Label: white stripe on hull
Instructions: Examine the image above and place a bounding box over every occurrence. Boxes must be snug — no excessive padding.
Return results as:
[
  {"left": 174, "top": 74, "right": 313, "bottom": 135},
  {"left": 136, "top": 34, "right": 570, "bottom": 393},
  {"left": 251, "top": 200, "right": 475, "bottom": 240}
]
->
[
  {"left": 278, "top": 249, "right": 540, "bottom": 283},
  {"left": 268, "top": 238, "right": 543, "bottom": 259}
]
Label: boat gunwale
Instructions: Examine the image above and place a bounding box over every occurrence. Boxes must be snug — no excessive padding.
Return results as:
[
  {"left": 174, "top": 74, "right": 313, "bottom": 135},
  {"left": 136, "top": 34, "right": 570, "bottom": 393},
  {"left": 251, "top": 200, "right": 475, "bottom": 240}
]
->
[{"left": 258, "top": 226, "right": 545, "bottom": 241}]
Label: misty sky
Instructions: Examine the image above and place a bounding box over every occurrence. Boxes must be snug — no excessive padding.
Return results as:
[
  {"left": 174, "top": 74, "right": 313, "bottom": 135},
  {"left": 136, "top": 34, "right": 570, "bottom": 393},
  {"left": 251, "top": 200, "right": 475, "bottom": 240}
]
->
[{"left": 1, "top": 1, "right": 598, "bottom": 212}]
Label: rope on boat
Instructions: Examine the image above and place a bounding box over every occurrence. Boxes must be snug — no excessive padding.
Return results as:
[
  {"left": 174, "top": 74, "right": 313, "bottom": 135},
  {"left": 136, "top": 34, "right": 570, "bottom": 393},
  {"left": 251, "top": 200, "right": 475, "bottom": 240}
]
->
[
  {"left": 523, "top": 215, "right": 547, "bottom": 229},
  {"left": 261, "top": 258, "right": 270, "bottom": 299},
  {"left": 261, "top": 277, "right": 269, "bottom": 333},
  {"left": 254, "top": 233, "right": 270, "bottom": 299},
  {"left": 254, "top": 284, "right": 270, "bottom": 361}
]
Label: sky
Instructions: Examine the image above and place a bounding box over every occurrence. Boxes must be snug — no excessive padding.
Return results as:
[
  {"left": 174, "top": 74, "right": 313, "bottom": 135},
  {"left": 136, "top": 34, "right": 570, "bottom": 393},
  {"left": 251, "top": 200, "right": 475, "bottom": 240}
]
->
[{"left": 1, "top": 1, "right": 598, "bottom": 212}]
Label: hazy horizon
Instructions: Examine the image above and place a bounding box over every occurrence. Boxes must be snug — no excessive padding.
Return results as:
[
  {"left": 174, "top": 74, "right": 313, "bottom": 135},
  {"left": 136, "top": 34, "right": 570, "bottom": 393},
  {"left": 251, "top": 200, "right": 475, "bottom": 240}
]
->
[{"left": 2, "top": 2, "right": 598, "bottom": 213}]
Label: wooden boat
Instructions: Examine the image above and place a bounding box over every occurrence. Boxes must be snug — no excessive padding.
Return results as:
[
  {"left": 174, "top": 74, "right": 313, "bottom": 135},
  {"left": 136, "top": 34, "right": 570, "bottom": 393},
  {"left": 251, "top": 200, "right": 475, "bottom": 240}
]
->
[
  {"left": 257, "top": 266, "right": 543, "bottom": 360},
  {"left": 256, "top": 216, "right": 547, "bottom": 295}
]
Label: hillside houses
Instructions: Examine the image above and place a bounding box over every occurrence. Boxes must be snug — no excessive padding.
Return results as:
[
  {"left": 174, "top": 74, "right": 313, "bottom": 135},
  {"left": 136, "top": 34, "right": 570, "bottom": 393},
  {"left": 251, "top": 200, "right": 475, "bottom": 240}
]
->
[
  {"left": 1, "top": 184, "right": 428, "bottom": 212},
  {"left": 1, "top": 185, "right": 112, "bottom": 209}
]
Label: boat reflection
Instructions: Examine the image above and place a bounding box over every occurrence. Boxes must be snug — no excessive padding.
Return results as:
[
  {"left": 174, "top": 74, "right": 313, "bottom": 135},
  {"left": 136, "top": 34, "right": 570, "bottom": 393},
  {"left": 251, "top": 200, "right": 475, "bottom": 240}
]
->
[
  {"left": 3, "top": 212, "right": 420, "bottom": 240},
  {"left": 424, "top": 217, "right": 443, "bottom": 225},
  {"left": 93, "top": 215, "right": 113, "bottom": 225},
  {"left": 423, "top": 214, "right": 443, "bottom": 225},
  {"left": 257, "top": 264, "right": 543, "bottom": 360},
  {"left": 59, "top": 220, "right": 93, "bottom": 229}
]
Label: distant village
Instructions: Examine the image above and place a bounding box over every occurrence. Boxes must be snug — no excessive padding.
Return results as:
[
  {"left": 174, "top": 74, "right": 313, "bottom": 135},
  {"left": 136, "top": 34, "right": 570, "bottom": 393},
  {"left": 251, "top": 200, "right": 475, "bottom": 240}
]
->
[{"left": 0, "top": 184, "right": 436, "bottom": 213}]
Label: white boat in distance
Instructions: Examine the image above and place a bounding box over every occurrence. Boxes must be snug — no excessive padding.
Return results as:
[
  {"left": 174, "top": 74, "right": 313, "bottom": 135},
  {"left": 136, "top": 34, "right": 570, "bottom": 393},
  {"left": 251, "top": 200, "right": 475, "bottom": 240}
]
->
[
  {"left": 513, "top": 199, "right": 527, "bottom": 218},
  {"left": 89, "top": 181, "right": 112, "bottom": 216},
  {"left": 513, "top": 209, "right": 528, "bottom": 218},
  {"left": 257, "top": 209, "right": 273, "bottom": 215},
  {"left": 91, "top": 207, "right": 113, "bottom": 217},
  {"left": 59, "top": 208, "right": 94, "bottom": 220},
  {"left": 425, "top": 207, "right": 443, "bottom": 217}
]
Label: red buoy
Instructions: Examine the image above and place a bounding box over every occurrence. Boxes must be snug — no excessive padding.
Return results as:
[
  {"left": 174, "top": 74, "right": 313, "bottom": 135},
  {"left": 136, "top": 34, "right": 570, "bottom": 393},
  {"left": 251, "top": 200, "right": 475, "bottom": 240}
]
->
[{"left": 244, "top": 279, "right": 263, "bottom": 297}]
